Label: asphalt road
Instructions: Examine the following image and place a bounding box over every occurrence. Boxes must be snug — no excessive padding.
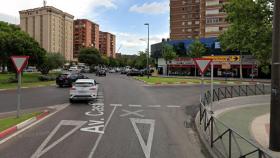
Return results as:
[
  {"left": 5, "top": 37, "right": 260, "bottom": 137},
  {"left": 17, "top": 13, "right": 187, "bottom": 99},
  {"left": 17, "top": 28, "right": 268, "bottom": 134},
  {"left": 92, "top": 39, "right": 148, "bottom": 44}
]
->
[{"left": 0, "top": 74, "right": 208, "bottom": 158}]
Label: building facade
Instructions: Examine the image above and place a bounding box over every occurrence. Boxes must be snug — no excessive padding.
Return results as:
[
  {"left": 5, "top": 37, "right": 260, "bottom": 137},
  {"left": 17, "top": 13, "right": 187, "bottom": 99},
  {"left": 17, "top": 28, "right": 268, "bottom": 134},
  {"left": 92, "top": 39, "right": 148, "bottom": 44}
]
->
[
  {"left": 200, "top": 0, "right": 229, "bottom": 37},
  {"left": 170, "top": 0, "right": 201, "bottom": 40},
  {"left": 19, "top": 6, "right": 74, "bottom": 61},
  {"left": 99, "top": 31, "right": 116, "bottom": 58},
  {"left": 73, "top": 19, "right": 99, "bottom": 60}
]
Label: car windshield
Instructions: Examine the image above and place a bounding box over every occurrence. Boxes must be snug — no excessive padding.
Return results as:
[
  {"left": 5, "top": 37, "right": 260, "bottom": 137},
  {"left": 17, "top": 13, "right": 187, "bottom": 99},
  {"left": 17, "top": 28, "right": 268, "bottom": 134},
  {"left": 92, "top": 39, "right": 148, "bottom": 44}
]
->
[{"left": 0, "top": 1, "right": 276, "bottom": 158}]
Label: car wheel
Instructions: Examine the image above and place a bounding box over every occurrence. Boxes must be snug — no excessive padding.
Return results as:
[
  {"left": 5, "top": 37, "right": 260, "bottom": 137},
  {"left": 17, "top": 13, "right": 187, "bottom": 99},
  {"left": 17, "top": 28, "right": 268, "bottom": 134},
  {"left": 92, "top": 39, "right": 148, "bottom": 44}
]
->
[
  {"left": 69, "top": 99, "right": 74, "bottom": 103},
  {"left": 58, "top": 84, "right": 63, "bottom": 88}
]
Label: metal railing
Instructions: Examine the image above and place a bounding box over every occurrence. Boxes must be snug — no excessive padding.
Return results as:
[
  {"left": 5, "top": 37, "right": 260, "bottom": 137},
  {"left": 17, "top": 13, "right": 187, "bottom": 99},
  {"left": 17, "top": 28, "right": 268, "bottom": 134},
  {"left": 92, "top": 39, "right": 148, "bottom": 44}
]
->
[{"left": 199, "top": 84, "right": 274, "bottom": 158}]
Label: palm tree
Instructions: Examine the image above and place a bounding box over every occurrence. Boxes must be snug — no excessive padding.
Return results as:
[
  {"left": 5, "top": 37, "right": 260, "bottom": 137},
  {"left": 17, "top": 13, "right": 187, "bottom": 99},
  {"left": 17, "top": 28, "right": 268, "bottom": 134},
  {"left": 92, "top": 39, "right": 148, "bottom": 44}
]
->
[{"left": 188, "top": 39, "right": 206, "bottom": 76}]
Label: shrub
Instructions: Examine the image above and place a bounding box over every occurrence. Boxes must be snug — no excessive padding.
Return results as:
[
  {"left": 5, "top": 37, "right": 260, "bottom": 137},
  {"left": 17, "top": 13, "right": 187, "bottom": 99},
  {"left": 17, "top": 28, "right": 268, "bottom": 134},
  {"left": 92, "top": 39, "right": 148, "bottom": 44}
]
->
[{"left": 38, "top": 75, "right": 55, "bottom": 81}]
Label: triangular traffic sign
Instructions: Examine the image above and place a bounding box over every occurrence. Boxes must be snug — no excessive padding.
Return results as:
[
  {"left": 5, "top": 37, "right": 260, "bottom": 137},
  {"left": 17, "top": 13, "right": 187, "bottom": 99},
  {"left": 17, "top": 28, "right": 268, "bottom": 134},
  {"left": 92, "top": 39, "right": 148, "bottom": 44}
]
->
[
  {"left": 11, "top": 56, "right": 29, "bottom": 73},
  {"left": 193, "top": 58, "right": 212, "bottom": 74}
]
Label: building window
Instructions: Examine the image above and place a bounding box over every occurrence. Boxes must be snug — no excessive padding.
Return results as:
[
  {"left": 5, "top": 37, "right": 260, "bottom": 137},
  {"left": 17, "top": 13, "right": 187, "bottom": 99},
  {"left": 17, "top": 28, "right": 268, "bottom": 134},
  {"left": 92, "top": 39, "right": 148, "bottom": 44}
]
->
[
  {"left": 205, "top": 26, "right": 219, "bottom": 32},
  {"left": 195, "top": 21, "right": 199, "bottom": 24},
  {"left": 182, "top": 15, "right": 185, "bottom": 19},
  {"left": 182, "top": 22, "right": 185, "bottom": 26},
  {"left": 206, "top": 9, "right": 219, "bottom": 15},
  {"left": 206, "top": 18, "right": 220, "bottom": 24},
  {"left": 188, "top": 21, "right": 192, "bottom": 25}
]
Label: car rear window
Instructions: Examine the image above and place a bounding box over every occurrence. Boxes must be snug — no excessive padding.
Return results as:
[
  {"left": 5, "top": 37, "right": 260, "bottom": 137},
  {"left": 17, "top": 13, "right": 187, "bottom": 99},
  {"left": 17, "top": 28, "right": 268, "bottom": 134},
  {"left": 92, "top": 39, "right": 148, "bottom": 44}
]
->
[{"left": 74, "top": 82, "right": 94, "bottom": 87}]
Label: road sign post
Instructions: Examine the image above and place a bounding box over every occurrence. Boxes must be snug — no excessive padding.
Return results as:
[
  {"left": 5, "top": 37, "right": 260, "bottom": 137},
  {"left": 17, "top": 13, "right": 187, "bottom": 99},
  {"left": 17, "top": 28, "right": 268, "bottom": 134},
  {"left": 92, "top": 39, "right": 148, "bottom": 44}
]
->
[
  {"left": 11, "top": 56, "right": 29, "bottom": 118},
  {"left": 210, "top": 57, "right": 214, "bottom": 113},
  {"left": 193, "top": 58, "right": 212, "bottom": 107}
]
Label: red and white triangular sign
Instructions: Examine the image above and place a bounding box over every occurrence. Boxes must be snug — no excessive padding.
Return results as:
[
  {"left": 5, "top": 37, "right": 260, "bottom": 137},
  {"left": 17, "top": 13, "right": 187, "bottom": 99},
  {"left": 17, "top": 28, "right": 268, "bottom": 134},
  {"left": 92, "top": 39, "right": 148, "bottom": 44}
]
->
[
  {"left": 11, "top": 56, "right": 29, "bottom": 73},
  {"left": 193, "top": 58, "right": 212, "bottom": 74}
]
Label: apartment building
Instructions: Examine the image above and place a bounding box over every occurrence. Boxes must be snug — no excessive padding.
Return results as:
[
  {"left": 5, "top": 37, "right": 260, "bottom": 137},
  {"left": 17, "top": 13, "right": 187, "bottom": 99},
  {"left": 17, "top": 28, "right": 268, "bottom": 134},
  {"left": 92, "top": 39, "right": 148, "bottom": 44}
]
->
[
  {"left": 170, "top": 0, "right": 201, "bottom": 40},
  {"left": 73, "top": 19, "right": 99, "bottom": 59},
  {"left": 99, "top": 31, "right": 116, "bottom": 58},
  {"left": 200, "top": 0, "right": 229, "bottom": 37},
  {"left": 19, "top": 6, "right": 74, "bottom": 61}
]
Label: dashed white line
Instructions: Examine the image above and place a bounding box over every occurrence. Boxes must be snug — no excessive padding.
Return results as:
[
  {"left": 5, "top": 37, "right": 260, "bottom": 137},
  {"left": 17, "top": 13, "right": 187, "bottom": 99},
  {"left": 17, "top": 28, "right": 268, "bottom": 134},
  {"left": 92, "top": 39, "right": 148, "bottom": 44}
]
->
[
  {"left": 147, "top": 105, "right": 161, "bottom": 108},
  {"left": 166, "top": 105, "right": 181, "bottom": 108},
  {"left": 128, "top": 104, "right": 142, "bottom": 107},
  {"left": 110, "top": 104, "right": 122, "bottom": 107}
]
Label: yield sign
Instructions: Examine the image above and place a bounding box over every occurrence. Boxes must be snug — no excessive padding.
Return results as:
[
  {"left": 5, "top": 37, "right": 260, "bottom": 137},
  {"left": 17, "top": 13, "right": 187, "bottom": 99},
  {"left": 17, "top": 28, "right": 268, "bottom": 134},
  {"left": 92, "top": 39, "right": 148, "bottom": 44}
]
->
[
  {"left": 193, "top": 58, "right": 212, "bottom": 74},
  {"left": 11, "top": 56, "right": 29, "bottom": 73}
]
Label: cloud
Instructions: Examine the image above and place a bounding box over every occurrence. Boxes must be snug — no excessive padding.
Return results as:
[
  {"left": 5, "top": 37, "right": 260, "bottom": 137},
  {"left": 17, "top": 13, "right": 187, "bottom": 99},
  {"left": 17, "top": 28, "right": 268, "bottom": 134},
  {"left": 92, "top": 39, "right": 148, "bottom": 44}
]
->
[
  {"left": 113, "top": 31, "right": 169, "bottom": 54},
  {"left": 129, "top": 1, "right": 169, "bottom": 15},
  {"left": 0, "top": 0, "right": 117, "bottom": 24}
]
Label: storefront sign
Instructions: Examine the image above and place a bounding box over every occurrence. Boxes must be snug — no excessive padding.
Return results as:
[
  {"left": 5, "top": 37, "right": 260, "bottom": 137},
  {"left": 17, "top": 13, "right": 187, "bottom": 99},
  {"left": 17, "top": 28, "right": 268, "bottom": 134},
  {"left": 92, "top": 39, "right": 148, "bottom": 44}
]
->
[{"left": 203, "top": 56, "right": 240, "bottom": 62}]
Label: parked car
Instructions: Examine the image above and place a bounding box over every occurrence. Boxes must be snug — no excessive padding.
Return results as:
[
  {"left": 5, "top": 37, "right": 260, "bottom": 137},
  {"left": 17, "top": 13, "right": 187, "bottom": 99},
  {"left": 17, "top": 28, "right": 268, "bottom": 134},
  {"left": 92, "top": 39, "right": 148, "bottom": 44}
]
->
[
  {"left": 81, "top": 66, "right": 90, "bottom": 73},
  {"left": 127, "top": 69, "right": 143, "bottom": 76},
  {"left": 96, "top": 69, "right": 106, "bottom": 76},
  {"left": 109, "top": 69, "right": 116, "bottom": 73},
  {"left": 69, "top": 79, "right": 99, "bottom": 103},
  {"left": 56, "top": 72, "right": 88, "bottom": 87},
  {"left": 69, "top": 66, "right": 79, "bottom": 72}
]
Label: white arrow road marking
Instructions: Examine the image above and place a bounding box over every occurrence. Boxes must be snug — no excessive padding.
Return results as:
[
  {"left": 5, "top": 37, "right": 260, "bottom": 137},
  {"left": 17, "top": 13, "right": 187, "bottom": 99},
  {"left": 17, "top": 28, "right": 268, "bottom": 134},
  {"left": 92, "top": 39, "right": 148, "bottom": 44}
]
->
[
  {"left": 31, "top": 120, "right": 87, "bottom": 158},
  {"left": 88, "top": 105, "right": 118, "bottom": 158},
  {"left": 130, "top": 118, "right": 155, "bottom": 158},
  {"left": 120, "top": 109, "right": 144, "bottom": 117}
]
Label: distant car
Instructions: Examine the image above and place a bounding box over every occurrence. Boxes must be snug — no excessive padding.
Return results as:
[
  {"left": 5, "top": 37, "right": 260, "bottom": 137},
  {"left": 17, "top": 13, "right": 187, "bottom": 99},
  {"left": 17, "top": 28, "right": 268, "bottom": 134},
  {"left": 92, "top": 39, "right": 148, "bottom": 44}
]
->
[
  {"left": 69, "top": 66, "right": 79, "bottom": 72},
  {"left": 69, "top": 79, "right": 99, "bottom": 103},
  {"left": 96, "top": 69, "right": 106, "bottom": 76},
  {"left": 127, "top": 69, "right": 143, "bottom": 76},
  {"left": 56, "top": 72, "right": 88, "bottom": 87},
  {"left": 24, "top": 66, "right": 37, "bottom": 72},
  {"left": 81, "top": 66, "right": 90, "bottom": 73},
  {"left": 109, "top": 69, "right": 116, "bottom": 73}
]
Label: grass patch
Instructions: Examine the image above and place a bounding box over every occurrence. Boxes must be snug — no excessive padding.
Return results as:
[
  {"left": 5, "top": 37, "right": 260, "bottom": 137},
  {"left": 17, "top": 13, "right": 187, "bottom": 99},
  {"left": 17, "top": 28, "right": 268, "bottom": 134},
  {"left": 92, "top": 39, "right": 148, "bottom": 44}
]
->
[
  {"left": 134, "top": 76, "right": 226, "bottom": 84},
  {"left": 0, "top": 111, "right": 42, "bottom": 132},
  {"left": 0, "top": 72, "right": 58, "bottom": 89}
]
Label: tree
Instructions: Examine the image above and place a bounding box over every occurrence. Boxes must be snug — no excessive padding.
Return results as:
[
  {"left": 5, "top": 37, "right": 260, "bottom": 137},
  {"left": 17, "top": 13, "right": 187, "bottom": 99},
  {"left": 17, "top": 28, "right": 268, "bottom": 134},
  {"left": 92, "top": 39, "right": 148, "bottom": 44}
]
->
[
  {"left": 163, "top": 44, "right": 177, "bottom": 75},
  {"left": 38, "top": 53, "right": 65, "bottom": 74},
  {"left": 174, "top": 42, "right": 187, "bottom": 57},
  {"left": 0, "top": 21, "right": 46, "bottom": 72},
  {"left": 219, "top": 0, "right": 273, "bottom": 76},
  {"left": 78, "top": 47, "right": 102, "bottom": 66},
  {"left": 188, "top": 39, "right": 206, "bottom": 58},
  {"left": 101, "top": 55, "right": 109, "bottom": 66}
]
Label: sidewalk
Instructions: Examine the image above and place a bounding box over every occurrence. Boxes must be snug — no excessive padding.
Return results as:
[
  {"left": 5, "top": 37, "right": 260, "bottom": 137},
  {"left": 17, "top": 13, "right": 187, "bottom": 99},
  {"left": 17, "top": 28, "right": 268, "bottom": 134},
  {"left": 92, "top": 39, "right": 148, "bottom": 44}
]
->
[{"left": 212, "top": 95, "right": 280, "bottom": 157}]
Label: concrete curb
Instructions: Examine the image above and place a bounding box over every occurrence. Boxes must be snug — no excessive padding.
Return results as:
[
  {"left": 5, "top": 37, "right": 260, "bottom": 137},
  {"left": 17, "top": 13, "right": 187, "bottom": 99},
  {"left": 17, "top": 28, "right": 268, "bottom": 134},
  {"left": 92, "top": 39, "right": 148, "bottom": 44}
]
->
[
  {"left": 0, "top": 110, "right": 49, "bottom": 140},
  {"left": 0, "top": 84, "right": 56, "bottom": 92}
]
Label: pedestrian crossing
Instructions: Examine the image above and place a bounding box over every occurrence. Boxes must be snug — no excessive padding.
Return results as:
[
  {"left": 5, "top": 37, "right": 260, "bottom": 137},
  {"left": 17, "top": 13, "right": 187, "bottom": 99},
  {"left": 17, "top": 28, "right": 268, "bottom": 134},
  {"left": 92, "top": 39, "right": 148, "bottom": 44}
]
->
[{"left": 108, "top": 104, "right": 182, "bottom": 108}]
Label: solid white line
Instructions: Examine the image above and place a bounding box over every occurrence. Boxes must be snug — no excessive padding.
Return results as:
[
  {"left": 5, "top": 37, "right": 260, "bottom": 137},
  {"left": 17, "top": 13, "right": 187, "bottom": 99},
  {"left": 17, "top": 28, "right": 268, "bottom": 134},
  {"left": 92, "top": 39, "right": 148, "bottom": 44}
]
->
[
  {"left": 166, "top": 105, "right": 181, "bottom": 108},
  {"left": 88, "top": 105, "right": 117, "bottom": 158},
  {"left": 147, "top": 105, "right": 161, "bottom": 108},
  {"left": 128, "top": 104, "right": 142, "bottom": 107}
]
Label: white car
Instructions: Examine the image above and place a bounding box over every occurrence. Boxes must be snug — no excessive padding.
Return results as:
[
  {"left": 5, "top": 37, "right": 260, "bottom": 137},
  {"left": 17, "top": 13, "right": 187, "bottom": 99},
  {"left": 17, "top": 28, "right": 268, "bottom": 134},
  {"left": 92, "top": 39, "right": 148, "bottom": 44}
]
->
[
  {"left": 69, "top": 79, "right": 98, "bottom": 102},
  {"left": 69, "top": 66, "right": 79, "bottom": 72}
]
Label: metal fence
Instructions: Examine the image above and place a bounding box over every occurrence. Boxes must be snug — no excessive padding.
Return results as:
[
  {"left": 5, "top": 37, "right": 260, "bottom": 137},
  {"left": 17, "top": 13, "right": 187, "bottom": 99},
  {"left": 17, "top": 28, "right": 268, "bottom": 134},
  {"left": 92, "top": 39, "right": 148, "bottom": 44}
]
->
[{"left": 199, "top": 84, "right": 274, "bottom": 158}]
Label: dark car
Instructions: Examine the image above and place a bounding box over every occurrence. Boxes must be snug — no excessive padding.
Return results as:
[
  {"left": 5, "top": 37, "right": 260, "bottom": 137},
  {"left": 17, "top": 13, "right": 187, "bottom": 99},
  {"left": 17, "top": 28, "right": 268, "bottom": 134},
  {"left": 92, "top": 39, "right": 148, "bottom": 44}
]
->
[
  {"left": 56, "top": 72, "right": 87, "bottom": 87},
  {"left": 96, "top": 69, "right": 106, "bottom": 76},
  {"left": 127, "top": 69, "right": 143, "bottom": 76}
]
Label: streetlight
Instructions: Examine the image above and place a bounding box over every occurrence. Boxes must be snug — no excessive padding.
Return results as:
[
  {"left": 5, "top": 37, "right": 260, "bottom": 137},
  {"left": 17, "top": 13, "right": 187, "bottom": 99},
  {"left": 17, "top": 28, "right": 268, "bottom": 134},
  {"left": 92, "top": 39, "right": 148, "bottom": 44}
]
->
[{"left": 144, "top": 23, "right": 150, "bottom": 79}]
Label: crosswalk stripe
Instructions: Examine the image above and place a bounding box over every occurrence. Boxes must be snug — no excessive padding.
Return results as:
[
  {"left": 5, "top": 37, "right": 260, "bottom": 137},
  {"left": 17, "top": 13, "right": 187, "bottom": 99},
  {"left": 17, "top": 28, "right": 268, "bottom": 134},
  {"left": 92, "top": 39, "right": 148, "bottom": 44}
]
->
[
  {"left": 147, "top": 105, "right": 161, "bottom": 108},
  {"left": 166, "top": 105, "right": 181, "bottom": 108},
  {"left": 128, "top": 104, "right": 142, "bottom": 107}
]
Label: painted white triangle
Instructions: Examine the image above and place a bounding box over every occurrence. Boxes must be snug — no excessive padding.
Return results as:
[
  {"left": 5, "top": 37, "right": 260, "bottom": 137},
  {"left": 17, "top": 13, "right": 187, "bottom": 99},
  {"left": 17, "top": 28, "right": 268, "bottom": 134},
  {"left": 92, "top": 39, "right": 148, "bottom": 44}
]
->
[
  {"left": 195, "top": 60, "right": 211, "bottom": 73},
  {"left": 11, "top": 57, "right": 28, "bottom": 72},
  {"left": 31, "top": 120, "right": 87, "bottom": 158},
  {"left": 130, "top": 118, "right": 155, "bottom": 158}
]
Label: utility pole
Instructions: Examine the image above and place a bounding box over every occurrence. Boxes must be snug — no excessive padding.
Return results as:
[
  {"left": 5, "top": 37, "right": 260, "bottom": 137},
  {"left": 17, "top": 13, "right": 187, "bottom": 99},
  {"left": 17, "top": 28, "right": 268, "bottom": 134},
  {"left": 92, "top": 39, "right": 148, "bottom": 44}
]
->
[{"left": 270, "top": 0, "right": 280, "bottom": 151}]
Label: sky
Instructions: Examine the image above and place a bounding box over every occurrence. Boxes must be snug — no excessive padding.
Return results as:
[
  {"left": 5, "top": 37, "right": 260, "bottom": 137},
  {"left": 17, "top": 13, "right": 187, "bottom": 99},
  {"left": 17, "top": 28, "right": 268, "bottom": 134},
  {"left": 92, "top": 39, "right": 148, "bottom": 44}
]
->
[{"left": 0, "top": 0, "right": 170, "bottom": 55}]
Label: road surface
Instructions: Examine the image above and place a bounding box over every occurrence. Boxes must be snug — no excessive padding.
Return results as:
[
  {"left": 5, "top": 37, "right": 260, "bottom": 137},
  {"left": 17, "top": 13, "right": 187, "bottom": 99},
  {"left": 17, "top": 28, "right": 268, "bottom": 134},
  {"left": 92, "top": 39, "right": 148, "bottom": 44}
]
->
[{"left": 0, "top": 74, "right": 208, "bottom": 158}]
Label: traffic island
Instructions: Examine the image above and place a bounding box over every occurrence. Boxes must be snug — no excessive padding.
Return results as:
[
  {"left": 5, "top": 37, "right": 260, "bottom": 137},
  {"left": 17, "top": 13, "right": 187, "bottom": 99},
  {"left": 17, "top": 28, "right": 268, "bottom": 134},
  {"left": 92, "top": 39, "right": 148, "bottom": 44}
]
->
[{"left": 0, "top": 110, "right": 49, "bottom": 140}]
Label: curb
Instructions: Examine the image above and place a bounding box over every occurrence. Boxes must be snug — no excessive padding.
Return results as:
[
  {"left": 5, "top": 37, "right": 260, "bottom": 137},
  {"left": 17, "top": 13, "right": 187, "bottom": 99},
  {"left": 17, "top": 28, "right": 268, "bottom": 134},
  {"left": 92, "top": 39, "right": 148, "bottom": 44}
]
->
[
  {"left": 0, "top": 110, "right": 49, "bottom": 140},
  {"left": 0, "top": 84, "right": 56, "bottom": 92}
]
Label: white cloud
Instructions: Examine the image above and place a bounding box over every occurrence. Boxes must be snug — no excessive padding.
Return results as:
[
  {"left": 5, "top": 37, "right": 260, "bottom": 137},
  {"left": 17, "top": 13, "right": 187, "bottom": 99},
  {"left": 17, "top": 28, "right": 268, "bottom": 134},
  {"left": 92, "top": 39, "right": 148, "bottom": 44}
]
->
[
  {"left": 0, "top": 0, "right": 117, "bottom": 24},
  {"left": 114, "top": 31, "right": 169, "bottom": 55},
  {"left": 129, "top": 1, "right": 169, "bottom": 15}
]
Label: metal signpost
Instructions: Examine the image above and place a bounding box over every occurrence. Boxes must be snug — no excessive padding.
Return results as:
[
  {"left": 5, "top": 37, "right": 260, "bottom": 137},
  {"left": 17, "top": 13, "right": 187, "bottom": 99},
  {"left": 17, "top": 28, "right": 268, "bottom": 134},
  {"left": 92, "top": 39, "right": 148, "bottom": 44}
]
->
[
  {"left": 193, "top": 58, "right": 212, "bottom": 110},
  {"left": 11, "top": 56, "right": 29, "bottom": 118}
]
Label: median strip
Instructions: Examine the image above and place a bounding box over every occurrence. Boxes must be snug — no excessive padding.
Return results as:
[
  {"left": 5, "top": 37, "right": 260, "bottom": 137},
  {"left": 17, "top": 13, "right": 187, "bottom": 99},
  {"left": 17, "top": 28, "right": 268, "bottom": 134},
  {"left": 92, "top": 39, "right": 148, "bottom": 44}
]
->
[{"left": 0, "top": 110, "right": 49, "bottom": 140}]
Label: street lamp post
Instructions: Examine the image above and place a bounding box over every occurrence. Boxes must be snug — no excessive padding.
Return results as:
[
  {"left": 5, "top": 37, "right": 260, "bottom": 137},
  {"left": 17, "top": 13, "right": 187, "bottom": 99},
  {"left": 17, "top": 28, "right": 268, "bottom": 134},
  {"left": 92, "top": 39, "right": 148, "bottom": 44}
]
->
[
  {"left": 144, "top": 23, "right": 150, "bottom": 79},
  {"left": 270, "top": 0, "right": 280, "bottom": 151}
]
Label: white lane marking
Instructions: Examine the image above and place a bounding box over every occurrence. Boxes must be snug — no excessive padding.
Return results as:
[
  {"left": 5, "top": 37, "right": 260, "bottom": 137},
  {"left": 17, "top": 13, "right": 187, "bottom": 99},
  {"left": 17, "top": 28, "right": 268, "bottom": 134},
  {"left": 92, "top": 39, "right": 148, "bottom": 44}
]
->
[
  {"left": 110, "top": 104, "right": 122, "bottom": 107},
  {"left": 166, "top": 105, "right": 181, "bottom": 108},
  {"left": 147, "top": 105, "right": 161, "bottom": 108},
  {"left": 120, "top": 109, "right": 144, "bottom": 118},
  {"left": 88, "top": 105, "right": 118, "bottom": 158},
  {"left": 128, "top": 104, "right": 142, "bottom": 107},
  {"left": 130, "top": 118, "right": 155, "bottom": 158},
  {"left": 31, "top": 120, "right": 87, "bottom": 158}
]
